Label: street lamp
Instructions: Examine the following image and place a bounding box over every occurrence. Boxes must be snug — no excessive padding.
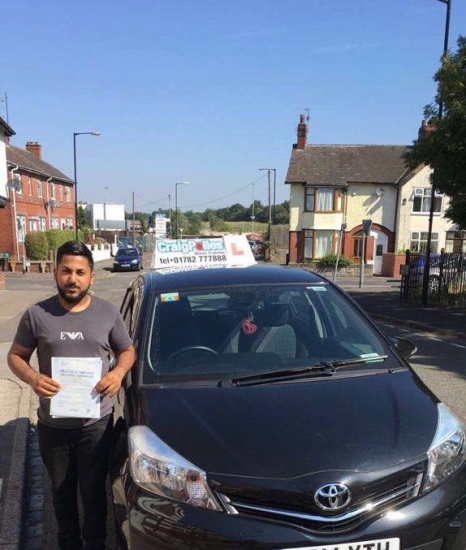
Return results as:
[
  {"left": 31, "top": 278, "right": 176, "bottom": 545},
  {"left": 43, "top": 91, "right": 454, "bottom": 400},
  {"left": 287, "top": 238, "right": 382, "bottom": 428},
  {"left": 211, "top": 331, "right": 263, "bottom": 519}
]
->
[
  {"left": 422, "top": 0, "right": 451, "bottom": 305},
  {"left": 73, "top": 131, "right": 100, "bottom": 240},
  {"left": 174, "top": 181, "right": 189, "bottom": 239}
]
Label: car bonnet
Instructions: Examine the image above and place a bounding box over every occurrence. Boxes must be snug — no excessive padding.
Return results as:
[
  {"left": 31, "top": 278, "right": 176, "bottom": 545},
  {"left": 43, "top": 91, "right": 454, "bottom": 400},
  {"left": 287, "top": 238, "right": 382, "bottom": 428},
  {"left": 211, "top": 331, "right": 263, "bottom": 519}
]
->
[{"left": 138, "top": 370, "right": 438, "bottom": 478}]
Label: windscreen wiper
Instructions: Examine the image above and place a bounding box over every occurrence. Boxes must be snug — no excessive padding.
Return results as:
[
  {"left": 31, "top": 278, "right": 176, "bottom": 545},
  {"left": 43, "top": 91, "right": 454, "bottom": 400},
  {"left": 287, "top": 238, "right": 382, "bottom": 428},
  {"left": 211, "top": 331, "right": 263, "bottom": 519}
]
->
[{"left": 229, "top": 356, "right": 388, "bottom": 387}]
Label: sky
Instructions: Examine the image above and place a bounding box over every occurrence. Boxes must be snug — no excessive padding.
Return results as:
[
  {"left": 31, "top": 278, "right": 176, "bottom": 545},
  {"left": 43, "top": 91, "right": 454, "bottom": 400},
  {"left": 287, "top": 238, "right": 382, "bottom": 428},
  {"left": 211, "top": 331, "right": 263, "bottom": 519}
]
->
[{"left": 2, "top": 0, "right": 465, "bottom": 215}]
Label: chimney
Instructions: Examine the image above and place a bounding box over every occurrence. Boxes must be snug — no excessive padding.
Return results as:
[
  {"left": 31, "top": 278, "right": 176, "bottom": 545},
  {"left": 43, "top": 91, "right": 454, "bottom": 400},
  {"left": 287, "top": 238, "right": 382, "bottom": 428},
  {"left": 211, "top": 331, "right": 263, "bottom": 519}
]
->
[
  {"left": 25, "top": 141, "right": 42, "bottom": 159},
  {"left": 296, "top": 114, "right": 308, "bottom": 149}
]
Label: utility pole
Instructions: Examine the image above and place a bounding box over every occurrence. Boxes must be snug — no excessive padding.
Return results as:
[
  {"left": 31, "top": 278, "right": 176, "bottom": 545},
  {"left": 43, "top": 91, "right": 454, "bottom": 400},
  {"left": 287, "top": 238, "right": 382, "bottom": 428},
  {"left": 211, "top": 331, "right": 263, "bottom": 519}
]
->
[{"left": 259, "top": 168, "right": 276, "bottom": 240}]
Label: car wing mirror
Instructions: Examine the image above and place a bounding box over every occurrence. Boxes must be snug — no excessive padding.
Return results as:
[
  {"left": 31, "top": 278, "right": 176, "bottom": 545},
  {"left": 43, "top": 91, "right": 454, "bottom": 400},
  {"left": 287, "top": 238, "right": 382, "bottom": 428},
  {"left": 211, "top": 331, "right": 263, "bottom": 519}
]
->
[{"left": 389, "top": 337, "right": 417, "bottom": 358}]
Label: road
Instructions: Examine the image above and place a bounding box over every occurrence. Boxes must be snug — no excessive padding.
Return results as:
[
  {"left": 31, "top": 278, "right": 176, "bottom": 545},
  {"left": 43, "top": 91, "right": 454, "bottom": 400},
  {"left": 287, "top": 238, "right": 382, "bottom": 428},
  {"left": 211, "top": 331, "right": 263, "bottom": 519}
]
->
[{"left": 7, "top": 271, "right": 466, "bottom": 549}]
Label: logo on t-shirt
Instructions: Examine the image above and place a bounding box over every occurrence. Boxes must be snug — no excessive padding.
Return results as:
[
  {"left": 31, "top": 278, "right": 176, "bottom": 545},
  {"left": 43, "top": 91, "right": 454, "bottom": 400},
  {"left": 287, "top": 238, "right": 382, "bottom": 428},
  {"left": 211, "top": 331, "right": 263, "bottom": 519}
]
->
[{"left": 60, "top": 332, "right": 84, "bottom": 340}]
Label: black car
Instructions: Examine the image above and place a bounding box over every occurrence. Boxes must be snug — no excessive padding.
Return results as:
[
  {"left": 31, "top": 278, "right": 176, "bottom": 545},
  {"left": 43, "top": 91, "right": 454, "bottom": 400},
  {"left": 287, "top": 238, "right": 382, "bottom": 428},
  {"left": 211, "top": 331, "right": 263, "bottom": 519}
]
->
[
  {"left": 111, "top": 264, "right": 466, "bottom": 550},
  {"left": 113, "top": 247, "right": 143, "bottom": 272}
]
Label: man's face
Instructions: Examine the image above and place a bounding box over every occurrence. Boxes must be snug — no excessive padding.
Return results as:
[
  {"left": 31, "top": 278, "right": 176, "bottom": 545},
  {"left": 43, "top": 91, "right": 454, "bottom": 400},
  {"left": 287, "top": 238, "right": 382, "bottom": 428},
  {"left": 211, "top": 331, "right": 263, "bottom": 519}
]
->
[{"left": 54, "top": 254, "right": 95, "bottom": 304}]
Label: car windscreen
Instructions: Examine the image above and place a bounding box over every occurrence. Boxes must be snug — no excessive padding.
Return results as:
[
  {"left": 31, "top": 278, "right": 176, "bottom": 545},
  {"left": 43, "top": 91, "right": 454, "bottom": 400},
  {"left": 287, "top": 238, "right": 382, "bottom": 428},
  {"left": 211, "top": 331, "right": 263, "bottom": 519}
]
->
[
  {"left": 144, "top": 283, "right": 393, "bottom": 384},
  {"left": 117, "top": 248, "right": 138, "bottom": 257}
]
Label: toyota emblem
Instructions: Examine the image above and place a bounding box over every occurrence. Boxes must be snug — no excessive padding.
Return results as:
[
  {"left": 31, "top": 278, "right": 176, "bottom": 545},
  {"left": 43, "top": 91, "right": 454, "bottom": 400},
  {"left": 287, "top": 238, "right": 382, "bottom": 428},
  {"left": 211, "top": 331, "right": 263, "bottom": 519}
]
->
[{"left": 314, "top": 483, "right": 352, "bottom": 511}]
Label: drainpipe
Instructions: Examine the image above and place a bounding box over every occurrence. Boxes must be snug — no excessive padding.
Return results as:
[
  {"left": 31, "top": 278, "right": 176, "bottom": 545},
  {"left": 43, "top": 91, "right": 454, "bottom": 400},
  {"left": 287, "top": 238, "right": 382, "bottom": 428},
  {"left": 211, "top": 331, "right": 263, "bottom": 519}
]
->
[
  {"left": 46, "top": 177, "right": 53, "bottom": 229},
  {"left": 8, "top": 164, "right": 20, "bottom": 261}
]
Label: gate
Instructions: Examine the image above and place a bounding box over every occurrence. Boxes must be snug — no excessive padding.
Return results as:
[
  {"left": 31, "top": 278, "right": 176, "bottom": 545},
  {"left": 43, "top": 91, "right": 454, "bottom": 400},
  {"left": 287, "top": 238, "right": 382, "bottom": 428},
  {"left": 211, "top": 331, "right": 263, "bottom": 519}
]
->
[{"left": 400, "top": 251, "right": 466, "bottom": 307}]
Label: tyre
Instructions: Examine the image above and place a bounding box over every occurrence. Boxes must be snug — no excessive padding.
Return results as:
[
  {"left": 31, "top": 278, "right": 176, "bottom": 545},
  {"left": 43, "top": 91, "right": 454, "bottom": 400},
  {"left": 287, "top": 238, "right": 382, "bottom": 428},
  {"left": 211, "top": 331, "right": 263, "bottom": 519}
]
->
[{"left": 428, "top": 275, "right": 440, "bottom": 292}]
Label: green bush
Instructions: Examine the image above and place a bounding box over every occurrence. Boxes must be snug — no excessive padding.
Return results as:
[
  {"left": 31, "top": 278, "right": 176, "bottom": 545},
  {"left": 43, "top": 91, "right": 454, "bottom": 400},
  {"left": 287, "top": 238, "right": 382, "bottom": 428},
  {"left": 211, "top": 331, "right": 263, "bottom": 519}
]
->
[
  {"left": 316, "top": 254, "right": 352, "bottom": 269},
  {"left": 24, "top": 231, "right": 49, "bottom": 261},
  {"left": 45, "top": 229, "right": 76, "bottom": 252}
]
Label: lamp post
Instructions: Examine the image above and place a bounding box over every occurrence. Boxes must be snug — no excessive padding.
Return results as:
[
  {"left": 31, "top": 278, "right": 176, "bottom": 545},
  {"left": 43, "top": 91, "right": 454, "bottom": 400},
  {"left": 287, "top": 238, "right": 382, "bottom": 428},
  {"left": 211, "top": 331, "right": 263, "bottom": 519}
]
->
[
  {"left": 73, "top": 131, "right": 100, "bottom": 240},
  {"left": 422, "top": 0, "right": 451, "bottom": 305},
  {"left": 174, "top": 181, "right": 189, "bottom": 239},
  {"left": 259, "top": 168, "right": 276, "bottom": 239},
  {"left": 168, "top": 194, "right": 172, "bottom": 237}
]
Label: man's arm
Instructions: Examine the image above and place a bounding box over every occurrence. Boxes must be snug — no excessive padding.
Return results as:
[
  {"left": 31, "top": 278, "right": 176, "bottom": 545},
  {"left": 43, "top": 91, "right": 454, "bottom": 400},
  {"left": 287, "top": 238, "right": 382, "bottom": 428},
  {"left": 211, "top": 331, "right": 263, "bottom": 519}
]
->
[
  {"left": 7, "top": 342, "right": 61, "bottom": 398},
  {"left": 94, "top": 345, "right": 135, "bottom": 398}
]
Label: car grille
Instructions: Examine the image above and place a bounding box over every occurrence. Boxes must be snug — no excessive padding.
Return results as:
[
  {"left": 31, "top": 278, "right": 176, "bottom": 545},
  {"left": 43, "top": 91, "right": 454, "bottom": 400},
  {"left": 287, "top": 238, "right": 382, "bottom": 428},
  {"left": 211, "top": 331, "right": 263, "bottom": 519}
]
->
[{"left": 216, "top": 469, "right": 424, "bottom": 534}]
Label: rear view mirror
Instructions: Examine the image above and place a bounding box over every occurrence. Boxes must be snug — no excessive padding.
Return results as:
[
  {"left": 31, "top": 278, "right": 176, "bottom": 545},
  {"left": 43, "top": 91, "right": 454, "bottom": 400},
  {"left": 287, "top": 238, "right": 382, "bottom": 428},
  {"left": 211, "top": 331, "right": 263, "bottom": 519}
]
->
[{"left": 390, "top": 337, "right": 417, "bottom": 358}]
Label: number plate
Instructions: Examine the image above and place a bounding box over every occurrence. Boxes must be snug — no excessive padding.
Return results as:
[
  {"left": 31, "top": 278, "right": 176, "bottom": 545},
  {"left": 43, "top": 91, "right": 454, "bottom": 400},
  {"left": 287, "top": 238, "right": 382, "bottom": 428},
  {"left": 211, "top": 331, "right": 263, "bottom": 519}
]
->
[{"left": 282, "top": 538, "right": 400, "bottom": 550}]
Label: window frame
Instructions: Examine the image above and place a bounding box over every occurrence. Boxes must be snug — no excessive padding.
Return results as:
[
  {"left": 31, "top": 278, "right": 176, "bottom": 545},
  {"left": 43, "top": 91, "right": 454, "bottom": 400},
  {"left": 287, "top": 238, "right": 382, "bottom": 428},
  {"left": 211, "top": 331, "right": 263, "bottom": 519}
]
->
[
  {"left": 304, "top": 186, "right": 343, "bottom": 213},
  {"left": 412, "top": 188, "right": 442, "bottom": 214}
]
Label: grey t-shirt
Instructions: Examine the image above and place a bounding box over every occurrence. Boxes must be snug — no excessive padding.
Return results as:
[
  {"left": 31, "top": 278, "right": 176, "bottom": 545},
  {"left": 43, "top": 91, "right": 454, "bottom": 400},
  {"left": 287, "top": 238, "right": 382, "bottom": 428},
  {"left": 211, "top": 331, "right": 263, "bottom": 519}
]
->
[{"left": 14, "top": 294, "right": 133, "bottom": 428}]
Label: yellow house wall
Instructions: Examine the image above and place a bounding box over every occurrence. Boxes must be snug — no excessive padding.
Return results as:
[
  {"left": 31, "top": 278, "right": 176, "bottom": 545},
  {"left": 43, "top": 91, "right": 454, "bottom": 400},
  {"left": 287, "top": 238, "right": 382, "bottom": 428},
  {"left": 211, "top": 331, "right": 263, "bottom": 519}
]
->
[
  {"left": 344, "top": 184, "right": 396, "bottom": 232},
  {"left": 396, "top": 166, "right": 454, "bottom": 251}
]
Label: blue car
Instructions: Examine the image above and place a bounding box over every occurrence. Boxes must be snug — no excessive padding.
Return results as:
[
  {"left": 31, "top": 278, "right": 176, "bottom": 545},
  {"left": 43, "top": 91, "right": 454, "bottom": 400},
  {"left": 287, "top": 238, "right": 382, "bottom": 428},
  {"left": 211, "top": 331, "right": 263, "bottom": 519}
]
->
[{"left": 113, "top": 247, "right": 143, "bottom": 272}]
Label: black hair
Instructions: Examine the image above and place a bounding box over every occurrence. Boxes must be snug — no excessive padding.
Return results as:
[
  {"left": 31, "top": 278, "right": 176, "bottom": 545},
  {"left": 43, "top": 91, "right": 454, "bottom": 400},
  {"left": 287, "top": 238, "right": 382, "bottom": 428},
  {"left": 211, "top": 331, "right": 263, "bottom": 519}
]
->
[{"left": 56, "top": 241, "right": 95, "bottom": 270}]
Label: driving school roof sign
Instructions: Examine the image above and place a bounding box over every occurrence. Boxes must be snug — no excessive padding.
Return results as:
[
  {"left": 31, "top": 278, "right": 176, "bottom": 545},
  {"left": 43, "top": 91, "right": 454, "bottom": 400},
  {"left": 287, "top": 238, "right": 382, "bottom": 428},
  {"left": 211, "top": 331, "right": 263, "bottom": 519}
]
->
[{"left": 150, "top": 235, "right": 256, "bottom": 272}]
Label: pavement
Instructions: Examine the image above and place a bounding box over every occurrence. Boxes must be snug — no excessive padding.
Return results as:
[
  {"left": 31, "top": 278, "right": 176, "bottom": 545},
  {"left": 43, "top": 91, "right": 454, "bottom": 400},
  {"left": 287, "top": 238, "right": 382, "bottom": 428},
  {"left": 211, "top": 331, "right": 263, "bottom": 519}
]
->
[{"left": 0, "top": 260, "right": 464, "bottom": 549}]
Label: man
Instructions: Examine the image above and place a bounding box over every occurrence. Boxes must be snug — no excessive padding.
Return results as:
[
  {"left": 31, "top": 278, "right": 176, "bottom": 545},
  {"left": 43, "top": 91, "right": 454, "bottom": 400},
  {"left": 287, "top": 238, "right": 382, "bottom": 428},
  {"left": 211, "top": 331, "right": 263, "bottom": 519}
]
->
[{"left": 8, "top": 241, "right": 135, "bottom": 550}]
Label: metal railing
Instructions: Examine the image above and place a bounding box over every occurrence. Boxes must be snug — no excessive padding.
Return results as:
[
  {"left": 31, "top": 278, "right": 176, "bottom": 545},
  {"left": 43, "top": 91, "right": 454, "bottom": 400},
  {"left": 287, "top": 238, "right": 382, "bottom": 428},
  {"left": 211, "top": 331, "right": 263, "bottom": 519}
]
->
[{"left": 400, "top": 251, "right": 466, "bottom": 307}]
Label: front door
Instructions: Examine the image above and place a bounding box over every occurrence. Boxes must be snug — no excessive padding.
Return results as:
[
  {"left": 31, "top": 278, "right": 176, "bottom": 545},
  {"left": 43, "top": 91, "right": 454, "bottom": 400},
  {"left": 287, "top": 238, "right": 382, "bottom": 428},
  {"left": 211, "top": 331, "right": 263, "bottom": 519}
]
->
[{"left": 371, "top": 230, "right": 388, "bottom": 275}]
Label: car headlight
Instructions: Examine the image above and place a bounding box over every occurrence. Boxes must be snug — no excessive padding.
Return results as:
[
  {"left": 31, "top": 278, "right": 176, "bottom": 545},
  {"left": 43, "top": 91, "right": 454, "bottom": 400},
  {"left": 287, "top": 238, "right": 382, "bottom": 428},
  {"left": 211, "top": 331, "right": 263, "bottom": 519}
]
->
[
  {"left": 131, "top": 259, "right": 138, "bottom": 264},
  {"left": 424, "top": 403, "right": 466, "bottom": 492},
  {"left": 128, "top": 425, "right": 222, "bottom": 511}
]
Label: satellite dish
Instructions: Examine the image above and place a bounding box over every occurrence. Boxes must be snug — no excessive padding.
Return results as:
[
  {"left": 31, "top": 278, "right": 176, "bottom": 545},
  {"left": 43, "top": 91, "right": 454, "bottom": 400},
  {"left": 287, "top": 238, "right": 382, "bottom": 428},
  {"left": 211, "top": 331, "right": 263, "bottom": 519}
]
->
[{"left": 6, "top": 178, "right": 20, "bottom": 191}]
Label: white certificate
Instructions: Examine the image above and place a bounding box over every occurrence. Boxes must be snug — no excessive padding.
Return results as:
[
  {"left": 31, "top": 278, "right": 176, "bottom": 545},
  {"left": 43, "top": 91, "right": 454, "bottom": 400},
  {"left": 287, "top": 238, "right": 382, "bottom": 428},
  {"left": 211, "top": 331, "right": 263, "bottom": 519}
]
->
[{"left": 50, "top": 357, "right": 102, "bottom": 419}]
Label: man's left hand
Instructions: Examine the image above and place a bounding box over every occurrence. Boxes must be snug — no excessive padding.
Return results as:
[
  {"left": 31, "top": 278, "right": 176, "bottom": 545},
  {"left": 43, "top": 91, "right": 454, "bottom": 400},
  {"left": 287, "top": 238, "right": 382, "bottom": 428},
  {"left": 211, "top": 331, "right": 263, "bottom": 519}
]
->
[{"left": 94, "top": 371, "right": 124, "bottom": 398}]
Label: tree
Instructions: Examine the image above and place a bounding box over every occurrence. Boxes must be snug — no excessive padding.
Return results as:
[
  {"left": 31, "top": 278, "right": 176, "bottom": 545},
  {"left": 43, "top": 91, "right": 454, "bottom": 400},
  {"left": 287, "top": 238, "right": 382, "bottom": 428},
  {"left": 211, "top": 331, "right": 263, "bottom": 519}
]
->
[
  {"left": 184, "top": 211, "right": 203, "bottom": 235},
  {"left": 77, "top": 205, "right": 87, "bottom": 231},
  {"left": 274, "top": 201, "right": 290, "bottom": 225},
  {"left": 404, "top": 36, "right": 466, "bottom": 229}
]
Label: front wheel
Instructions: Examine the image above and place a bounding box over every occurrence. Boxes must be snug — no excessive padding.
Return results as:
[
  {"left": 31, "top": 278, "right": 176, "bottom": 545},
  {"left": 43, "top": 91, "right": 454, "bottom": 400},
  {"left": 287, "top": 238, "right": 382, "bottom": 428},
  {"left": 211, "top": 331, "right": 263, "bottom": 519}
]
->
[{"left": 428, "top": 275, "right": 440, "bottom": 292}]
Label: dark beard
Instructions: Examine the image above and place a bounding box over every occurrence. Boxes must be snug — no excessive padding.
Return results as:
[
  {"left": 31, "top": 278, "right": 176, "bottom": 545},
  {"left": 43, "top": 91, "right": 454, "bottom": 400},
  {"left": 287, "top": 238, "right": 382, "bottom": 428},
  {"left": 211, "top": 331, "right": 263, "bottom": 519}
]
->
[{"left": 57, "top": 285, "right": 90, "bottom": 304}]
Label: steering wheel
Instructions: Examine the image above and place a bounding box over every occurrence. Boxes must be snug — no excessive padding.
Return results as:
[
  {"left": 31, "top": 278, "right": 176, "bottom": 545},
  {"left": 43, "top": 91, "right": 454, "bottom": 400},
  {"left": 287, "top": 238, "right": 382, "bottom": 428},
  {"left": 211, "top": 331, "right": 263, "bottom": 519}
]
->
[{"left": 166, "top": 345, "right": 218, "bottom": 361}]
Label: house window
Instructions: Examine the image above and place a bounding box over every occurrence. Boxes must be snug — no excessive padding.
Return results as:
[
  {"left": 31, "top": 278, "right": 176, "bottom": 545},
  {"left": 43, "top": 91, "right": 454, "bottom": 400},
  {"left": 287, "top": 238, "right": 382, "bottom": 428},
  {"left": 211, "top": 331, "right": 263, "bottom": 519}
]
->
[
  {"left": 64, "top": 187, "right": 71, "bottom": 203},
  {"left": 51, "top": 217, "right": 59, "bottom": 229},
  {"left": 16, "top": 216, "right": 26, "bottom": 242},
  {"left": 305, "top": 187, "right": 343, "bottom": 212},
  {"left": 66, "top": 217, "right": 74, "bottom": 229},
  {"left": 28, "top": 177, "right": 32, "bottom": 197},
  {"left": 304, "top": 229, "right": 335, "bottom": 259},
  {"left": 51, "top": 183, "right": 56, "bottom": 200},
  {"left": 12, "top": 174, "right": 22, "bottom": 195},
  {"left": 30, "top": 218, "right": 39, "bottom": 232},
  {"left": 412, "top": 188, "right": 441, "bottom": 213},
  {"left": 37, "top": 180, "right": 43, "bottom": 198},
  {"left": 410, "top": 231, "right": 439, "bottom": 254},
  {"left": 40, "top": 218, "right": 47, "bottom": 231},
  {"left": 445, "top": 230, "right": 466, "bottom": 253}
]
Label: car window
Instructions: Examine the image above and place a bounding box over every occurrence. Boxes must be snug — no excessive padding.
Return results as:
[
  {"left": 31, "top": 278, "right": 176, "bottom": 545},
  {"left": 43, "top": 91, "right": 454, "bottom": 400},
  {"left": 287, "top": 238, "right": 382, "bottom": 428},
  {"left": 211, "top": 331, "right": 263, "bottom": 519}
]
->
[
  {"left": 143, "top": 283, "right": 389, "bottom": 384},
  {"left": 117, "top": 248, "right": 138, "bottom": 257}
]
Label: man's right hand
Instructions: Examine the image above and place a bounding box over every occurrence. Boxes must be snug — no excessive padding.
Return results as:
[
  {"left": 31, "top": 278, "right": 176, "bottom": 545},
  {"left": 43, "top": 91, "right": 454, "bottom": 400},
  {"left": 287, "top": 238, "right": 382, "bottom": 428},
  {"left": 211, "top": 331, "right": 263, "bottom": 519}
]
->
[{"left": 31, "top": 373, "right": 61, "bottom": 398}]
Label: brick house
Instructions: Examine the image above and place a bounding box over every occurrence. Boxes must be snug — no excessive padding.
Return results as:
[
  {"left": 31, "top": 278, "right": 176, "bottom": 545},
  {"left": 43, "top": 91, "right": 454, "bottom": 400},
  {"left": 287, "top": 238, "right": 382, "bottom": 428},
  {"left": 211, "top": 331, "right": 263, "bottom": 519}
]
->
[
  {"left": 285, "top": 115, "right": 457, "bottom": 273},
  {"left": 0, "top": 138, "right": 74, "bottom": 261}
]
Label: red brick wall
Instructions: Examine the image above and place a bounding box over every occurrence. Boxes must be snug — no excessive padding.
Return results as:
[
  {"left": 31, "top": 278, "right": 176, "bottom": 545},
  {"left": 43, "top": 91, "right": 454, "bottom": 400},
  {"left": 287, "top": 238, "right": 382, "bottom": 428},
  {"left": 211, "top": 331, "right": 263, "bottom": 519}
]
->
[
  {"left": 288, "top": 231, "right": 299, "bottom": 263},
  {"left": 0, "top": 201, "right": 15, "bottom": 257},
  {"left": 0, "top": 170, "right": 75, "bottom": 259}
]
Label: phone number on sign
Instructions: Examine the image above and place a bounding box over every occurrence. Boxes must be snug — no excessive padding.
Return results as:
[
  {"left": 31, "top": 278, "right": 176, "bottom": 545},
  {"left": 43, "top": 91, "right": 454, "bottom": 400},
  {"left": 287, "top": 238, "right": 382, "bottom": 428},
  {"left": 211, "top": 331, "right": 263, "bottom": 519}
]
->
[{"left": 159, "top": 254, "right": 227, "bottom": 266}]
